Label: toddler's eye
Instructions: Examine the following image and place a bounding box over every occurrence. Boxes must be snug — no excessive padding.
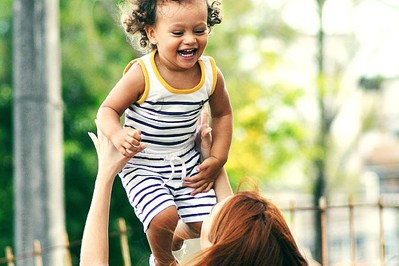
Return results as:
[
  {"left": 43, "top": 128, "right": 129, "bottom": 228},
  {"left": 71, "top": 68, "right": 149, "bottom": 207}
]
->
[
  {"left": 171, "top": 31, "right": 183, "bottom": 36},
  {"left": 194, "top": 29, "right": 206, "bottom": 35}
]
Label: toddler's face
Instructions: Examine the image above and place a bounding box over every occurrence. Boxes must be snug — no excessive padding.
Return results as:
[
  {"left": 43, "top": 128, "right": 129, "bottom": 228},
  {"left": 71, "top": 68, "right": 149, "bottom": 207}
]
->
[{"left": 146, "top": 0, "right": 209, "bottom": 70}]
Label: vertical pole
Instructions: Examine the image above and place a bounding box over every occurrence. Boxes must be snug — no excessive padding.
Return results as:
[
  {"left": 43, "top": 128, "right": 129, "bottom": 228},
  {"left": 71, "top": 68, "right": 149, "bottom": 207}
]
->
[
  {"left": 348, "top": 196, "right": 356, "bottom": 266},
  {"left": 33, "top": 240, "right": 43, "bottom": 266},
  {"left": 12, "top": 0, "right": 65, "bottom": 265},
  {"left": 313, "top": 0, "right": 327, "bottom": 261},
  {"left": 5, "top": 246, "right": 15, "bottom": 266},
  {"left": 378, "top": 197, "right": 385, "bottom": 266},
  {"left": 118, "top": 218, "right": 132, "bottom": 266},
  {"left": 319, "top": 197, "right": 328, "bottom": 266},
  {"left": 64, "top": 231, "right": 73, "bottom": 266},
  {"left": 289, "top": 200, "right": 296, "bottom": 233}
]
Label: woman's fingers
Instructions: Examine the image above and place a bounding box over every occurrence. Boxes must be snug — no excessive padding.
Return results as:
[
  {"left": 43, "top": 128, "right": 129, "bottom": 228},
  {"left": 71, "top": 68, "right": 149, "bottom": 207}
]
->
[
  {"left": 88, "top": 132, "right": 99, "bottom": 154},
  {"left": 201, "top": 108, "right": 209, "bottom": 127}
]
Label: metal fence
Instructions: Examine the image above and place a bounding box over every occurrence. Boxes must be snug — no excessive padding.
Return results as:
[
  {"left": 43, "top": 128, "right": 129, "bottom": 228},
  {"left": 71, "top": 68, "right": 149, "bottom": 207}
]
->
[{"left": 1, "top": 197, "right": 398, "bottom": 266}]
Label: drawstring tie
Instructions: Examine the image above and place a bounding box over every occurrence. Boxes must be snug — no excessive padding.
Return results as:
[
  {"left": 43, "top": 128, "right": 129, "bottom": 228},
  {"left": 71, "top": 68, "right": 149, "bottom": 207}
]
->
[{"left": 162, "top": 156, "right": 186, "bottom": 188}]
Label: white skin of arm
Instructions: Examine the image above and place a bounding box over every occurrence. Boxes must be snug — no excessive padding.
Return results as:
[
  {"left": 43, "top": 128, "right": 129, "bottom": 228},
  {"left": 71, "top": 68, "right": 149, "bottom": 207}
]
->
[
  {"left": 80, "top": 125, "right": 131, "bottom": 266},
  {"left": 184, "top": 68, "right": 233, "bottom": 195},
  {"left": 79, "top": 169, "right": 113, "bottom": 266},
  {"left": 213, "top": 168, "right": 233, "bottom": 202},
  {"left": 96, "top": 63, "right": 146, "bottom": 157}
]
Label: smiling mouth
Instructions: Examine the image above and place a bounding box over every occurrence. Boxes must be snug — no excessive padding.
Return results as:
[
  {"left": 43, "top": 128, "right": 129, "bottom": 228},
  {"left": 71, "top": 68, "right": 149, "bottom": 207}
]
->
[{"left": 177, "top": 48, "right": 198, "bottom": 57}]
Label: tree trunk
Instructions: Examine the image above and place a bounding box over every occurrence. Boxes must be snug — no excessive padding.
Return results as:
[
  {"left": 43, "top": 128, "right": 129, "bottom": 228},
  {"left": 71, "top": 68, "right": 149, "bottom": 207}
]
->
[{"left": 13, "top": 0, "right": 65, "bottom": 265}]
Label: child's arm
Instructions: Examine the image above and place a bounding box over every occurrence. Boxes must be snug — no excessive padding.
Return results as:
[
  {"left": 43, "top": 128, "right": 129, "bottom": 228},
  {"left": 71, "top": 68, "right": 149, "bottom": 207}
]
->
[
  {"left": 96, "top": 63, "right": 146, "bottom": 156},
  {"left": 208, "top": 68, "right": 233, "bottom": 166},
  {"left": 184, "top": 68, "right": 233, "bottom": 195}
]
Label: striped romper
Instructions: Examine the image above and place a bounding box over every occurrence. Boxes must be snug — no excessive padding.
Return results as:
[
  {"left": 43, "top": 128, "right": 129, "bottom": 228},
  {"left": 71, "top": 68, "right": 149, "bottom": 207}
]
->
[{"left": 119, "top": 50, "right": 217, "bottom": 232}]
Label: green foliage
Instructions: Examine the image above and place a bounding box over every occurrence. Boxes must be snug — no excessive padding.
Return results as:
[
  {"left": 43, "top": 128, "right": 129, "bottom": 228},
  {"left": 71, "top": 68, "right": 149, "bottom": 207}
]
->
[
  {"left": 205, "top": 0, "right": 310, "bottom": 190},
  {"left": 226, "top": 81, "right": 310, "bottom": 187},
  {"left": 60, "top": 0, "right": 150, "bottom": 264},
  {"left": 0, "top": 0, "right": 13, "bottom": 252}
]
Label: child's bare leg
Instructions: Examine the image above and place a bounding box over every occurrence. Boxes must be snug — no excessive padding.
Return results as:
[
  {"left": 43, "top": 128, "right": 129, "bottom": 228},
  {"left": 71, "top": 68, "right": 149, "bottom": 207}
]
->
[
  {"left": 146, "top": 206, "right": 179, "bottom": 266},
  {"left": 172, "top": 221, "right": 202, "bottom": 251},
  {"left": 214, "top": 167, "right": 233, "bottom": 202}
]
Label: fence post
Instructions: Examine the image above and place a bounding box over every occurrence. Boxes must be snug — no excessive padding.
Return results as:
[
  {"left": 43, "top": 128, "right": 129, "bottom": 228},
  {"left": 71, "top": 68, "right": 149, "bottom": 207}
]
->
[
  {"left": 319, "top": 197, "right": 328, "bottom": 266},
  {"left": 289, "top": 200, "right": 296, "bottom": 234},
  {"left": 63, "top": 231, "right": 72, "bottom": 266},
  {"left": 33, "top": 240, "right": 43, "bottom": 266},
  {"left": 378, "top": 197, "right": 385, "bottom": 266},
  {"left": 118, "top": 218, "right": 132, "bottom": 266},
  {"left": 348, "top": 196, "right": 356, "bottom": 266},
  {"left": 5, "top": 246, "right": 15, "bottom": 266}
]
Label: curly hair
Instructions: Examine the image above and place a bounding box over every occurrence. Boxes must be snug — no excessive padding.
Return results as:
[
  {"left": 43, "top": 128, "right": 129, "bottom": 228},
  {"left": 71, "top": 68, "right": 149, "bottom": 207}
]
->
[{"left": 119, "top": 0, "right": 222, "bottom": 51}]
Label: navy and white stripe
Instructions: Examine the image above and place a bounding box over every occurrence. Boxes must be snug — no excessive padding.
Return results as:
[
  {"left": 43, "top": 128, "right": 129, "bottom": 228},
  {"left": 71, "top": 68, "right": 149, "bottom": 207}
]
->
[
  {"left": 119, "top": 51, "right": 217, "bottom": 231},
  {"left": 120, "top": 144, "right": 216, "bottom": 231},
  {"left": 123, "top": 51, "right": 214, "bottom": 154}
]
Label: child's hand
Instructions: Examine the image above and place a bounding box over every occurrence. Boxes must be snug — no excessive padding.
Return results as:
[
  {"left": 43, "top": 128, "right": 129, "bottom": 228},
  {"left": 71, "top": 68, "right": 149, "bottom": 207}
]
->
[
  {"left": 111, "top": 128, "right": 146, "bottom": 157},
  {"left": 183, "top": 156, "right": 223, "bottom": 195}
]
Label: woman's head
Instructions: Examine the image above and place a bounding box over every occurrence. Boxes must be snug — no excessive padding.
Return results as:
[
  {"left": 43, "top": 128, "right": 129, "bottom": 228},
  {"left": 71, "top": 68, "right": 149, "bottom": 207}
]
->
[
  {"left": 196, "top": 191, "right": 308, "bottom": 266},
  {"left": 120, "top": 0, "right": 222, "bottom": 51}
]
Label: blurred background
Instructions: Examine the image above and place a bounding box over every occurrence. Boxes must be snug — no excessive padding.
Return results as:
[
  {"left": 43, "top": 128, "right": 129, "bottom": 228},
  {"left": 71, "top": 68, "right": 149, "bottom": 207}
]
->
[{"left": 1, "top": 0, "right": 399, "bottom": 265}]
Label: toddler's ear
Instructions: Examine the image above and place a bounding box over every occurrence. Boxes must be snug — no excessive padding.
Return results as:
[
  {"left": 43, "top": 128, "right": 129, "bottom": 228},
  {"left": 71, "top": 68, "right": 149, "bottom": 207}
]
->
[{"left": 145, "top": 25, "right": 158, "bottom": 45}]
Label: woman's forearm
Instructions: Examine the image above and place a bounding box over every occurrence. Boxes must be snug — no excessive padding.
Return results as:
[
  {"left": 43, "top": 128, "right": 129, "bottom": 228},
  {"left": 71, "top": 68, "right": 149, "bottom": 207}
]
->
[
  {"left": 81, "top": 127, "right": 131, "bottom": 265},
  {"left": 80, "top": 176, "right": 114, "bottom": 265}
]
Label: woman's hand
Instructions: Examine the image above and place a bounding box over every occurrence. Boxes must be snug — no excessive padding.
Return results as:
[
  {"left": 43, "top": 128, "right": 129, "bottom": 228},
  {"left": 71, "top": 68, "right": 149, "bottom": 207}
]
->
[
  {"left": 195, "top": 108, "right": 212, "bottom": 160},
  {"left": 88, "top": 121, "right": 131, "bottom": 179}
]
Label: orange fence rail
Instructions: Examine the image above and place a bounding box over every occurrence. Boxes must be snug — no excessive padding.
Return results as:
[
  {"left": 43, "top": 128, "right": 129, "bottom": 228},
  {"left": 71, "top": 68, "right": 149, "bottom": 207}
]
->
[{"left": 1, "top": 196, "right": 398, "bottom": 265}]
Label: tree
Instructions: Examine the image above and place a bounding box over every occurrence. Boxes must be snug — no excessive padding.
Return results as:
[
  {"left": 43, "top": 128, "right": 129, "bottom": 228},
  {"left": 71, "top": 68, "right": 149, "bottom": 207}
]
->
[{"left": 12, "top": 0, "right": 65, "bottom": 265}]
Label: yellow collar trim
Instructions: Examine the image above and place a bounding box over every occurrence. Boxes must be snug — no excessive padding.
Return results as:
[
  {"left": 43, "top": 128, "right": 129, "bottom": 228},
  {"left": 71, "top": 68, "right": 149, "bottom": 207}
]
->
[{"left": 150, "top": 50, "right": 205, "bottom": 94}]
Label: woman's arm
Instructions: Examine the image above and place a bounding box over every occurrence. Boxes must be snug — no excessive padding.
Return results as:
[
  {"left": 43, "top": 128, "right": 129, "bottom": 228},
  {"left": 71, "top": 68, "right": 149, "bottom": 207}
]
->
[{"left": 80, "top": 123, "right": 131, "bottom": 266}]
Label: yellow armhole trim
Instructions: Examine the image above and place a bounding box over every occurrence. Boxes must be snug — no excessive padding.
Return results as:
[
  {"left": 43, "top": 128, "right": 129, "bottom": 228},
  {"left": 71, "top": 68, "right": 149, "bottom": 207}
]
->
[
  {"left": 123, "top": 58, "right": 149, "bottom": 104},
  {"left": 208, "top": 56, "right": 218, "bottom": 95}
]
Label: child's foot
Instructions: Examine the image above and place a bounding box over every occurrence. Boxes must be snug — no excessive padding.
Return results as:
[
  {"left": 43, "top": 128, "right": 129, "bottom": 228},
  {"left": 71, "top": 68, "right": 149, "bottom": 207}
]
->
[
  {"left": 149, "top": 253, "right": 180, "bottom": 266},
  {"left": 172, "top": 242, "right": 186, "bottom": 261}
]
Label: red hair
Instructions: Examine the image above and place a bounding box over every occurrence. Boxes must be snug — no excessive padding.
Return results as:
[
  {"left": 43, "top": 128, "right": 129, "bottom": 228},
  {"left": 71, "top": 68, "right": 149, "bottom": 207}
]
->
[{"left": 189, "top": 191, "right": 308, "bottom": 266}]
